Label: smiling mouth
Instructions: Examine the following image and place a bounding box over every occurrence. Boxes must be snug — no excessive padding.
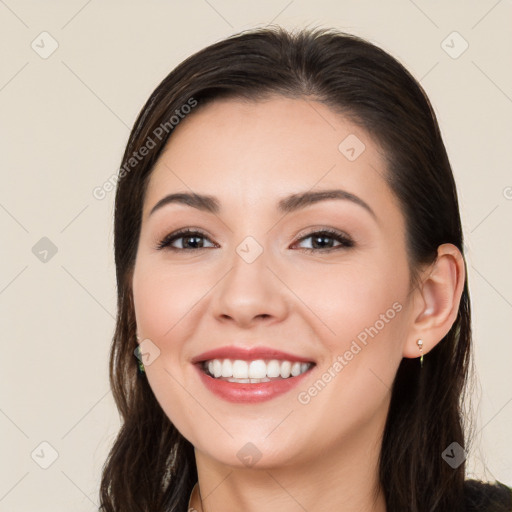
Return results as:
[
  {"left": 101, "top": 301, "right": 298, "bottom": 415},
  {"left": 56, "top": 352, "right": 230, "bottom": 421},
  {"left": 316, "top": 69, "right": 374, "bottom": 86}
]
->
[{"left": 200, "top": 358, "right": 315, "bottom": 383}]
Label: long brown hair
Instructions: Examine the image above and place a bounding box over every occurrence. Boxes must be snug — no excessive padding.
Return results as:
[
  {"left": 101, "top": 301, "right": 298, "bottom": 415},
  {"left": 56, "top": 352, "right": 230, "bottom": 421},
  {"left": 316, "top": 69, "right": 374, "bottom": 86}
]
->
[{"left": 100, "top": 25, "right": 495, "bottom": 511}]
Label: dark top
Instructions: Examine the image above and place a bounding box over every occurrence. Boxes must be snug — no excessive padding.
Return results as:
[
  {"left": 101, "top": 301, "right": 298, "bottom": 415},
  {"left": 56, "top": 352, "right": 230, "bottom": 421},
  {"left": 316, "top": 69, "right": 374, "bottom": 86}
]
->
[{"left": 464, "top": 480, "right": 512, "bottom": 511}]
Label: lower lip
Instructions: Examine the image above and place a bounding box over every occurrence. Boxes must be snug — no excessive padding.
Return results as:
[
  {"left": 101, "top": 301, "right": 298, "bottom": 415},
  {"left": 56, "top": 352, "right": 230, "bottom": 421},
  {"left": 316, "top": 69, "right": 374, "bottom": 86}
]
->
[{"left": 194, "top": 364, "right": 314, "bottom": 403}]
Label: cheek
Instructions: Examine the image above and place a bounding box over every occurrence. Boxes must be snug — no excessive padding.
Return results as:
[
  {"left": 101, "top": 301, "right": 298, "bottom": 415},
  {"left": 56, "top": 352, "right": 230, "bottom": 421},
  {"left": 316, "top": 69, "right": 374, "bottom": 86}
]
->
[
  {"left": 291, "top": 268, "right": 407, "bottom": 441},
  {"left": 290, "top": 255, "right": 410, "bottom": 420},
  {"left": 291, "top": 257, "right": 408, "bottom": 351},
  {"left": 132, "top": 258, "right": 207, "bottom": 339},
  {"left": 132, "top": 260, "right": 204, "bottom": 430}
]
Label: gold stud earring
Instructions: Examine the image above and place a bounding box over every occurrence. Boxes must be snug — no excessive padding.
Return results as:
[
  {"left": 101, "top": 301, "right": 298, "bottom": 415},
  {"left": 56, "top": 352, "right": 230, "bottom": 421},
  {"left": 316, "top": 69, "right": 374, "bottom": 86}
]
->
[{"left": 417, "top": 339, "right": 424, "bottom": 368}]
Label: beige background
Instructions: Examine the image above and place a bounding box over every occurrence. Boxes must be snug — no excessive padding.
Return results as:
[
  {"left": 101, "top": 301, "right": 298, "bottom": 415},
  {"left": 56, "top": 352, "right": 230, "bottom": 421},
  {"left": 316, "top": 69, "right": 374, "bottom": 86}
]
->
[{"left": 1, "top": 1, "right": 511, "bottom": 510}]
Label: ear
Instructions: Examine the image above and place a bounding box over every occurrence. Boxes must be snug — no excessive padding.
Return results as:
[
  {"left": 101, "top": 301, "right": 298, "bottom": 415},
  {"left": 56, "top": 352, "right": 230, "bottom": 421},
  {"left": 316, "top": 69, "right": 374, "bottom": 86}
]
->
[{"left": 403, "top": 243, "right": 465, "bottom": 360}]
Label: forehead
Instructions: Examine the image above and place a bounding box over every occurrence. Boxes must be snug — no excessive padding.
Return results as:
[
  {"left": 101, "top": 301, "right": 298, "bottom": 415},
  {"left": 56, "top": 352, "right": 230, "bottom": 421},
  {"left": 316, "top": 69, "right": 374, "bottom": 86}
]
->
[{"left": 142, "top": 96, "right": 401, "bottom": 223}]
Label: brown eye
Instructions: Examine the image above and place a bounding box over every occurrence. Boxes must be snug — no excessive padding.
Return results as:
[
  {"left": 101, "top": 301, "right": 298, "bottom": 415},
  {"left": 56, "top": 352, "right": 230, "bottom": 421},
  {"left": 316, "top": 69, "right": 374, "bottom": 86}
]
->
[
  {"left": 156, "top": 229, "right": 216, "bottom": 251},
  {"left": 155, "top": 228, "right": 354, "bottom": 253},
  {"left": 294, "top": 229, "right": 354, "bottom": 252}
]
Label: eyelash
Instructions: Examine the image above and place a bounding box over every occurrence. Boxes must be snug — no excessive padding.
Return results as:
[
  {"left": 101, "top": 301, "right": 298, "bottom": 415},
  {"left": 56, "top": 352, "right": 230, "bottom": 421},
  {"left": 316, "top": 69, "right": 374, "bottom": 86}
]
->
[{"left": 156, "top": 227, "right": 354, "bottom": 253}]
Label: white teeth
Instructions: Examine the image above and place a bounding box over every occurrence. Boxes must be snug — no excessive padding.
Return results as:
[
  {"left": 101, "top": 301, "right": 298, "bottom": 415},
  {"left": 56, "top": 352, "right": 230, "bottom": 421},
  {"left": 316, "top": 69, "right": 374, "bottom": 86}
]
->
[
  {"left": 266, "top": 360, "right": 281, "bottom": 378},
  {"left": 226, "top": 377, "right": 272, "bottom": 383},
  {"left": 202, "top": 358, "right": 313, "bottom": 380},
  {"left": 291, "top": 362, "right": 301, "bottom": 377},
  {"left": 221, "top": 359, "right": 232, "bottom": 378},
  {"left": 250, "top": 378, "right": 270, "bottom": 383},
  {"left": 213, "top": 359, "right": 222, "bottom": 378},
  {"left": 232, "top": 359, "right": 249, "bottom": 379},
  {"left": 280, "top": 361, "right": 291, "bottom": 378},
  {"left": 249, "top": 360, "right": 267, "bottom": 379}
]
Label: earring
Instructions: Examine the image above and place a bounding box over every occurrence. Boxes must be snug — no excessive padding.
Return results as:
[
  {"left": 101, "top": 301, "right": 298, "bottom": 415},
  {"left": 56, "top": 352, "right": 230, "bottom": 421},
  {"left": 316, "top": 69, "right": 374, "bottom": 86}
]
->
[
  {"left": 135, "top": 332, "right": 146, "bottom": 376},
  {"left": 417, "top": 339, "right": 424, "bottom": 368}
]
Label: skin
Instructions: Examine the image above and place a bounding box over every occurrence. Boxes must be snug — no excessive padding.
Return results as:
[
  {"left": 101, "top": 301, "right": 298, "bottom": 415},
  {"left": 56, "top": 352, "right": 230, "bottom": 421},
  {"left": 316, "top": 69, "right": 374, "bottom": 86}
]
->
[{"left": 131, "top": 96, "right": 465, "bottom": 512}]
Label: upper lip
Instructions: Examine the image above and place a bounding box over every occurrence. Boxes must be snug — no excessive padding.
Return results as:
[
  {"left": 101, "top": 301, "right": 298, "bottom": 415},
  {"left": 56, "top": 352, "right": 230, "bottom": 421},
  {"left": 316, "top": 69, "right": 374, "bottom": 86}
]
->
[{"left": 191, "top": 346, "right": 315, "bottom": 364}]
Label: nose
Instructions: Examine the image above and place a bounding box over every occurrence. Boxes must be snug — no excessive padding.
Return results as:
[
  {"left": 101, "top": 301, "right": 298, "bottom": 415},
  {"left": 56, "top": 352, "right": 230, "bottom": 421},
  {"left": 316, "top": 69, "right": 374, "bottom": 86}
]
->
[{"left": 211, "top": 243, "right": 290, "bottom": 329}]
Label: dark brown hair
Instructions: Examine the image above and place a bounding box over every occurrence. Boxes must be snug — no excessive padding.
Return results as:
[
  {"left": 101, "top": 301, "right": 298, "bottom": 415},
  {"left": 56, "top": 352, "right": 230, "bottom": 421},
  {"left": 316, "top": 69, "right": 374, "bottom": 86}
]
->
[{"left": 99, "top": 26, "right": 511, "bottom": 511}]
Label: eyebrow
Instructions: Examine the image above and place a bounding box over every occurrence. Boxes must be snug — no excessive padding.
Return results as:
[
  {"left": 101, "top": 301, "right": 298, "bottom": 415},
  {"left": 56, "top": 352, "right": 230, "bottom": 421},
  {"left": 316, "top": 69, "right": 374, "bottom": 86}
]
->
[{"left": 149, "top": 189, "right": 376, "bottom": 219}]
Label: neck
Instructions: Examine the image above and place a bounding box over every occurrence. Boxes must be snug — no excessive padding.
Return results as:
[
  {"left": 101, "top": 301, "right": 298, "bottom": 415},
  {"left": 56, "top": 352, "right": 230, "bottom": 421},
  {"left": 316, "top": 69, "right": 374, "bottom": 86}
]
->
[{"left": 189, "top": 421, "right": 387, "bottom": 512}]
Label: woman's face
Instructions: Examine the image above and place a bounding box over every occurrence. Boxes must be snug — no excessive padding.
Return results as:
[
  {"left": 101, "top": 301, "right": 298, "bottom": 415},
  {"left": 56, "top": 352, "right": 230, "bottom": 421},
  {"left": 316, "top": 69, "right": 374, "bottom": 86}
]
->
[{"left": 132, "top": 96, "right": 417, "bottom": 469}]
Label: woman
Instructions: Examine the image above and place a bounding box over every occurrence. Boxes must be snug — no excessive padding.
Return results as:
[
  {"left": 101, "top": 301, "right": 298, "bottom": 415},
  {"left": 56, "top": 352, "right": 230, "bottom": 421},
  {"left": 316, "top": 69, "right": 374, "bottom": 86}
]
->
[{"left": 99, "top": 26, "right": 512, "bottom": 511}]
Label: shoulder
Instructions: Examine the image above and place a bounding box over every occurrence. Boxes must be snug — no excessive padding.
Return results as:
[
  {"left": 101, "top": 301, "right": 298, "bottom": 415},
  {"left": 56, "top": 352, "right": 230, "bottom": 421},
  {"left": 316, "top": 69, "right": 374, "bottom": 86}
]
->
[{"left": 464, "top": 479, "right": 512, "bottom": 512}]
